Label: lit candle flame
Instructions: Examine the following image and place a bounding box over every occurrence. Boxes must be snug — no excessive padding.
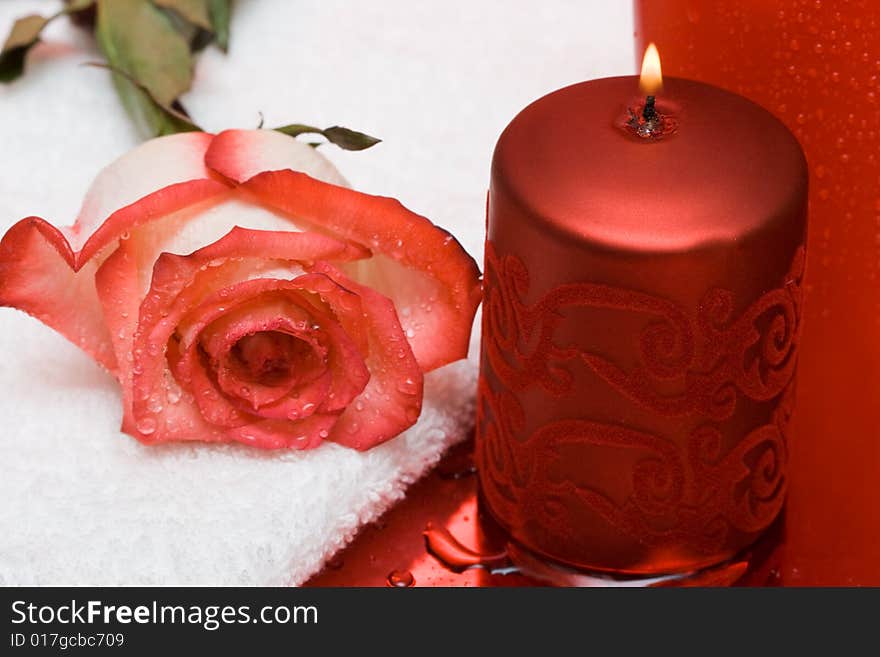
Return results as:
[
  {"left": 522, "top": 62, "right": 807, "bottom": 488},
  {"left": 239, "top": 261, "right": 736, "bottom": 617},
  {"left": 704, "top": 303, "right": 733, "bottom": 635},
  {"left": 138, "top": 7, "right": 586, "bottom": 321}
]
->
[{"left": 640, "top": 43, "right": 663, "bottom": 95}]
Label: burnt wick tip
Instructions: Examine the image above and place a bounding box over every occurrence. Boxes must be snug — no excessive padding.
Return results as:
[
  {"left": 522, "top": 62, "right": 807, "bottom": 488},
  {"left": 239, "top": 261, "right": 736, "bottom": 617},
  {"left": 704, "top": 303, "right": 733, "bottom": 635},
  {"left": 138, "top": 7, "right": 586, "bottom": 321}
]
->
[{"left": 643, "top": 95, "right": 657, "bottom": 122}]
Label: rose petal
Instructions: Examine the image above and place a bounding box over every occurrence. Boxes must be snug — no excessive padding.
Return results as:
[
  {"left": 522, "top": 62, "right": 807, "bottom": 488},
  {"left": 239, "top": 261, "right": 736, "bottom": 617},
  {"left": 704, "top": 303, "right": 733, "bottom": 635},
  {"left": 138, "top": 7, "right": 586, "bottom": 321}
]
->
[
  {"left": 303, "top": 262, "right": 424, "bottom": 450},
  {"left": 227, "top": 413, "right": 340, "bottom": 450},
  {"left": 203, "top": 129, "right": 347, "bottom": 188},
  {"left": 172, "top": 338, "right": 249, "bottom": 428},
  {"left": 72, "top": 132, "right": 218, "bottom": 252},
  {"left": 204, "top": 129, "right": 482, "bottom": 372},
  {"left": 174, "top": 283, "right": 369, "bottom": 422},
  {"left": 0, "top": 218, "right": 116, "bottom": 370},
  {"left": 2, "top": 179, "right": 229, "bottom": 374},
  {"left": 130, "top": 229, "right": 368, "bottom": 431},
  {"left": 126, "top": 229, "right": 370, "bottom": 444},
  {"left": 199, "top": 299, "right": 327, "bottom": 409}
]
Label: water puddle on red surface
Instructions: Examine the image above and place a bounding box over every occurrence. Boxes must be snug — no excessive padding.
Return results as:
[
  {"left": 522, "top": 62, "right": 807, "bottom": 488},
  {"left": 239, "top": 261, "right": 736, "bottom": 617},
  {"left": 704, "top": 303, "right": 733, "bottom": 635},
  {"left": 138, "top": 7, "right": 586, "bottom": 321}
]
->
[
  {"left": 386, "top": 569, "right": 416, "bottom": 587},
  {"left": 422, "top": 523, "right": 509, "bottom": 574}
]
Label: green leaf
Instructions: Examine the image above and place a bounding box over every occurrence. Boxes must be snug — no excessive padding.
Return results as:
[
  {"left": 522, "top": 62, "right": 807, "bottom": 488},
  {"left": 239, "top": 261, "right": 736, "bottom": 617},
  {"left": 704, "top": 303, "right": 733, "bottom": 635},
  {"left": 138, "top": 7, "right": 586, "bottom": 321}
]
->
[
  {"left": 152, "top": 0, "right": 212, "bottom": 31},
  {"left": 96, "top": 0, "right": 193, "bottom": 107},
  {"left": 207, "top": 0, "right": 231, "bottom": 52},
  {"left": 84, "top": 61, "right": 200, "bottom": 136},
  {"left": 323, "top": 126, "right": 382, "bottom": 151},
  {"left": 274, "top": 123, "right": 324, "bottom": 138},
  {"left": 274, "top": 124, "right": 382, "bottom": 151},
  {"left": 0, "top": 15, "right": 49, "bottom": 83}
]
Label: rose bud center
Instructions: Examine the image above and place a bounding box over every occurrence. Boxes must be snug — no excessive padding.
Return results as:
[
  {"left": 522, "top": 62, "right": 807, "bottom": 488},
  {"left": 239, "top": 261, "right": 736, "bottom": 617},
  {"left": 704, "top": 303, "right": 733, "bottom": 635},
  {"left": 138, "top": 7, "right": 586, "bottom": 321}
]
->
[{"left": 230, "top": 331, "right": 307, "bottom": 386}]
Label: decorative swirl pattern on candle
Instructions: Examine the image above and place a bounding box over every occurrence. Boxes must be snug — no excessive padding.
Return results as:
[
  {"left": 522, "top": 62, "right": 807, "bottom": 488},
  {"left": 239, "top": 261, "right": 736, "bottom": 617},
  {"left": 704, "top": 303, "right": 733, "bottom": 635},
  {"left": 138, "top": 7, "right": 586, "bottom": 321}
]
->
[
  {"left": 477, "top": 373, "right": 794, "bottom": 557},
  {"left": 477, "top": 240, "right": 804, "bottom": 568},
  {"left": 483, "top": 241, "right": 804, "bottom": 420}
]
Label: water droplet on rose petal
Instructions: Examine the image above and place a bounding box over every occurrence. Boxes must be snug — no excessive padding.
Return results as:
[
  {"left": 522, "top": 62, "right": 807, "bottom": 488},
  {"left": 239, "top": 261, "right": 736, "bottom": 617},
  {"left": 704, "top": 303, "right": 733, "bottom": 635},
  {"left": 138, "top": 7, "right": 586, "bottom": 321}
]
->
[
  {"left": 397, "top": 378, "right": 418, "bottom": 395},
  {"left": 136, "top": 417, "right": 157, "bottom": 435},
  {"left": 302, "top": 402, "right": 316, "bottom": 413},
  {"left": 318, "top": 429, "right": 329, "bottom": 439},
  {"left": 355, "top": 401, "right": 364, "bottom": 411},
  {"left": 405, "top": 328, "right": 415, "bottom": 339}
]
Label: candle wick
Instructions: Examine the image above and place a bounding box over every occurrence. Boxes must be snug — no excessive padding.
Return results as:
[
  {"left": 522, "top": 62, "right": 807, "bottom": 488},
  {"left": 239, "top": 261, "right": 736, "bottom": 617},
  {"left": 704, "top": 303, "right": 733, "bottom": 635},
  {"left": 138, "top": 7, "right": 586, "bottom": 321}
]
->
[{"left": 643, "top": 95, "right": 657, "bottom": 122}]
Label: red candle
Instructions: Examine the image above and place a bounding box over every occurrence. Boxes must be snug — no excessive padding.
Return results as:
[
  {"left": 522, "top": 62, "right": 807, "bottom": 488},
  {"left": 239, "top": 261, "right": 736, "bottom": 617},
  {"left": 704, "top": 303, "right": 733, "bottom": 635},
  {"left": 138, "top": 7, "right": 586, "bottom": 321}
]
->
[
  {"left": 477, "top": 48, "right": 808, "bottom": 580},
  {"left": 635, "top": 0, "right": 880, "bottom": 586}
]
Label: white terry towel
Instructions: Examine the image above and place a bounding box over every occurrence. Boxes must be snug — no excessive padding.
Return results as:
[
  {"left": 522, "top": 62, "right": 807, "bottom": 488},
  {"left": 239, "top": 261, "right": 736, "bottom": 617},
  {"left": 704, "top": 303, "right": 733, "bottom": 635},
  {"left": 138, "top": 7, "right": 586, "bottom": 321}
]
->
[
  {"left": 0, "top": 0, "right": 631, "bottom": 584},
  {"left": 0, "top": 315, "right": 476, "bottom": 584}
]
